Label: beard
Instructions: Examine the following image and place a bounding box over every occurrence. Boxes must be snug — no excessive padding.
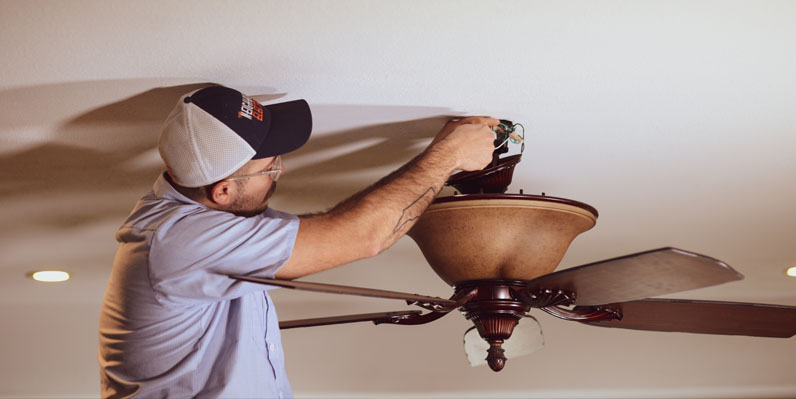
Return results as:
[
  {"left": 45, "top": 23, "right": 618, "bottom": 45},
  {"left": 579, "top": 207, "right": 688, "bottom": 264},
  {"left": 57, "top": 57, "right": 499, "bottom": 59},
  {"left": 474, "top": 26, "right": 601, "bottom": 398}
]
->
[{"left": 225, "top": 182, "right": 277, "bottom": 218}]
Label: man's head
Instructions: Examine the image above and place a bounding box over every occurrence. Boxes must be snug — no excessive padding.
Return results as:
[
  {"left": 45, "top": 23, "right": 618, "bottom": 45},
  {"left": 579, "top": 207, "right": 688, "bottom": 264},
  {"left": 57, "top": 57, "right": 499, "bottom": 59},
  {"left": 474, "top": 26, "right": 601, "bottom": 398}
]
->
[{"left": 158, "top": 85, "right": 312, "bottom": 215}]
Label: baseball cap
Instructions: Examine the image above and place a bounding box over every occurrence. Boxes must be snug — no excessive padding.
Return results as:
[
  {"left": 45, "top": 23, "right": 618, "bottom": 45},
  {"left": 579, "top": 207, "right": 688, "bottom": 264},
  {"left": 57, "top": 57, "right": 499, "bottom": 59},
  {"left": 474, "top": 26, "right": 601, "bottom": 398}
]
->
[{"left": 158, "top": 85, "right": 312, "bottom": 187}]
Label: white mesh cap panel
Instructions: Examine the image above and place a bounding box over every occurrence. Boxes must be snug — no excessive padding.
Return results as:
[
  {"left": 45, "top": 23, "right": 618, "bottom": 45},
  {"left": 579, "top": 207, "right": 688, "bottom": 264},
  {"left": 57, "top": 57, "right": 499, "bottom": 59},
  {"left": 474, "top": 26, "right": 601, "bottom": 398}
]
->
[
  {"left": 185, "top": 105, "right": 255, "bottom": 186},
  {"left": 159, "top": 104, "right": 197, "bottom": 185},
  {"left": 158, "top": 98, "right": 255, "bottom": 187}
]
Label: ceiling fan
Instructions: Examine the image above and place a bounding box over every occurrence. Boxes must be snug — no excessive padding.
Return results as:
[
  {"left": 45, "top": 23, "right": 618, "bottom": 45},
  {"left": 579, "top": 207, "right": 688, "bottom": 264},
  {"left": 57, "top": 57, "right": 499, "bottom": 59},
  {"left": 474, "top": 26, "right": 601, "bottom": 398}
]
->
[{"left": 230, "top": 120, "right": 796, "bottom": 371}]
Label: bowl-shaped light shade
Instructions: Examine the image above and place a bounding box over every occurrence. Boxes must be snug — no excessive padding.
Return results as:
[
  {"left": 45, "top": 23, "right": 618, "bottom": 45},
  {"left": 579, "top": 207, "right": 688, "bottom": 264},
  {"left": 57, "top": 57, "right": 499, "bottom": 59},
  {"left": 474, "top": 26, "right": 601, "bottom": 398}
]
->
[{"left": 408, "top": 195, "right": 598, "bottom": 285}]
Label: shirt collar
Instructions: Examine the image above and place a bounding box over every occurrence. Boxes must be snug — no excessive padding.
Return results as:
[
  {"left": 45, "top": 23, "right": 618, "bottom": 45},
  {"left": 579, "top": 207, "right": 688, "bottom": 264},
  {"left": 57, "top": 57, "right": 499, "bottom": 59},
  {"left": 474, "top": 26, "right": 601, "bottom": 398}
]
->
[{"left": 153, "top": 172, "right": 202, "bottom": 205}]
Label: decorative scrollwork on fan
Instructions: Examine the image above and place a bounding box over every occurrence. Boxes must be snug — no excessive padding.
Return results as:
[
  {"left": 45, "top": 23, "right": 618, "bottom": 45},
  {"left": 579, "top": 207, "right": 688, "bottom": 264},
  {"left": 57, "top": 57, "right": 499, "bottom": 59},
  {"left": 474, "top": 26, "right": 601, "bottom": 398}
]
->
[
  {"left": 540, "top": 304, "right": 622, "bottom": 322},
  {"left": 516, "top": 287, "right": 576, "bottom": 308}
]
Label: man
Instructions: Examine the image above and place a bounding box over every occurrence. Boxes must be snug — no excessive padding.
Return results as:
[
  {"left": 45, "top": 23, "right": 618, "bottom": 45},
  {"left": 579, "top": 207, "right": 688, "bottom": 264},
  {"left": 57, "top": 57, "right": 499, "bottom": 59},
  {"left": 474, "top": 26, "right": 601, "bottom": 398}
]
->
[{"left": 98, "top": 85, "right": 497, "bottom": 398}]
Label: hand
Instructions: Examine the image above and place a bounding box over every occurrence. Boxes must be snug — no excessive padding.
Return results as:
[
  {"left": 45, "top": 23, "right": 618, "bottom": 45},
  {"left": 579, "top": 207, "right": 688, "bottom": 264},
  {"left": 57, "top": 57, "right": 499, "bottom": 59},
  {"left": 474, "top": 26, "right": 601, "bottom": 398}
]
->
[
  {"left": 431, "top": 117, "right": 499, "bottom": 171},
  {"left": 430, "top": 116, "right": 500, "bottom": 147}
]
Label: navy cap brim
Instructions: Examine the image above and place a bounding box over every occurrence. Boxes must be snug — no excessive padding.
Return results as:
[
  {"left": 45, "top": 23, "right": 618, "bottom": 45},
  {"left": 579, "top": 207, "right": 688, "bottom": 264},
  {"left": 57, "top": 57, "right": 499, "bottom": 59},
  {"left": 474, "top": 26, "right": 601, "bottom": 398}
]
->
[{"left": 254, "top": 99, "right": 313, "bottom": 159}]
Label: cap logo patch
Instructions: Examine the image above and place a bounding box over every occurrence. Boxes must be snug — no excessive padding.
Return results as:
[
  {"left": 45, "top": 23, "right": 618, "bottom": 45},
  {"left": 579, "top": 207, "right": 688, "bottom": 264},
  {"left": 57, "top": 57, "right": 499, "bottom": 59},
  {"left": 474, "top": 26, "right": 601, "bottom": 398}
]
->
[{"left": 238, "top": 95, "right": 264, "bottom": 122}]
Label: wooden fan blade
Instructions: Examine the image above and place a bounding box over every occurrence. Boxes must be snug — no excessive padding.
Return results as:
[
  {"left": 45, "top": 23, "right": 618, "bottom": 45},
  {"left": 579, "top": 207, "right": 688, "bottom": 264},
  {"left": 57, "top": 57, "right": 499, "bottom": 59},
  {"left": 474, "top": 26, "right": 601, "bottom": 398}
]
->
[
  {"left": 526, "top": 247, "right": 743, "bottom": 306},
  {"left": 280, "top": 311, "right": 422, "bottom": 329},
  {"left": 229, "top": 275, "right": 455, "bottom": 305},
  {"left": 580, "top": 299, "right": 796, "bottom": 338}
]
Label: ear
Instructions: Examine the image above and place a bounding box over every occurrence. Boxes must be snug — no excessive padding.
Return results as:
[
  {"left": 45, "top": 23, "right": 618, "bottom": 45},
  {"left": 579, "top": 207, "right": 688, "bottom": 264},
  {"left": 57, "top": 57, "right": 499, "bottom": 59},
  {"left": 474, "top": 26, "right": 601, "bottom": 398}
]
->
[{"left": 209, "top": 180, "right": 238, "bottom": 206}]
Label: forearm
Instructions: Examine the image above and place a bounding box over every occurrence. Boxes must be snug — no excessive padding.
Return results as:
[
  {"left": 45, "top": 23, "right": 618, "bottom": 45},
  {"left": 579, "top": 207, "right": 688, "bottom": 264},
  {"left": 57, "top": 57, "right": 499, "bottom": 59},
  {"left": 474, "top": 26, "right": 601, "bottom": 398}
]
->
[
  {"left": 276, "top": 117, "right": 496, "bottom": 279},
  {"left": 277, "top": 145, "right": 457, "bottom": 279},
  {"left": 328, "top": 144, "right": 457, "bottom": 249}
]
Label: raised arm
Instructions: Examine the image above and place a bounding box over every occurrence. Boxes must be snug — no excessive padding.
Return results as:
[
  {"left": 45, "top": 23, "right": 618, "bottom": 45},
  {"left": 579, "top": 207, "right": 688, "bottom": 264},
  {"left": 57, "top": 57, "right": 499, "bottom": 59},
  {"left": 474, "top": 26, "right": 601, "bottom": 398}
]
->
[{"left": 275, "top": 117, "right": 498, "bottom": 279}]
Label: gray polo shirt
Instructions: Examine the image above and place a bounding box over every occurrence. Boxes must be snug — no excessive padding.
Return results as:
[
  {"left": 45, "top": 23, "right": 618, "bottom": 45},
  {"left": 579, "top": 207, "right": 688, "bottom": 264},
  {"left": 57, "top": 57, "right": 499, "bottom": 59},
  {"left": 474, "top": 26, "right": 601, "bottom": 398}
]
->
[{"left": 99, "top": 173, "right": 298, "bottom": 398}]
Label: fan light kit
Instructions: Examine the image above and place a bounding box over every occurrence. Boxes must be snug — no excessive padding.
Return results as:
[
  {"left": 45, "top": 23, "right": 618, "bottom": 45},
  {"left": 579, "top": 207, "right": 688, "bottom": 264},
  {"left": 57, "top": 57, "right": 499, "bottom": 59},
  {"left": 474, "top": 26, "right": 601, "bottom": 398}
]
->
[
  {"left": 787, "top": 267, "right": 796, "bottom": 277},
  {"left": 230, "top": 119, "right": 796, "bottom": 372},
  {"left": 30, "top": 270, "right": 70, "bottom": 282}
]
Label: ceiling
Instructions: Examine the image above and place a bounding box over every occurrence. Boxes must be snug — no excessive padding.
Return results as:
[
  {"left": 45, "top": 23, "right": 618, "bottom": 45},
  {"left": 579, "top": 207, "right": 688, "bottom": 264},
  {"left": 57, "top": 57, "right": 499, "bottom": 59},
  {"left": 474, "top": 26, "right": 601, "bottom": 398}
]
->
[{"left": 2, "top": 1, "right": 795, "bottom": 397}]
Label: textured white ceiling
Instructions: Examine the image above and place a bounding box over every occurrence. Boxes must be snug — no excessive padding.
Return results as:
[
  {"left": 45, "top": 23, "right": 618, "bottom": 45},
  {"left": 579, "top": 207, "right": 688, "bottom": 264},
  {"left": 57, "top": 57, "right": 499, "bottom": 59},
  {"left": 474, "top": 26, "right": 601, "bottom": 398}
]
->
[{"left": 1, "top": 1, "right": 795, "bottom": 397}]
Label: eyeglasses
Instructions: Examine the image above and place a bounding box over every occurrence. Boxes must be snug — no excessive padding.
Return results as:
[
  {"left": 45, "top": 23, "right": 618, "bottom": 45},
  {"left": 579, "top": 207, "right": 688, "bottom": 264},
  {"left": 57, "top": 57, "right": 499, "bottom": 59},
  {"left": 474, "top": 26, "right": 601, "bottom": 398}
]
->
[{"left": 225, "top": 155, "right": 283, "bottom": 182}]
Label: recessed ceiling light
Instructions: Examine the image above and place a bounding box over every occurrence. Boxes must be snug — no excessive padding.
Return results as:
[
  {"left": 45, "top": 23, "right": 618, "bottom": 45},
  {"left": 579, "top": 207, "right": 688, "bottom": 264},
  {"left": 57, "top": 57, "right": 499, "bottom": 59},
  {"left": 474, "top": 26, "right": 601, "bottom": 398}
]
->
[
  {"left": 787, "top": 267, "right": 796, "bottom": 277},
  {"left": 29, "top": 270, "right": 70, "bottom": 282}
]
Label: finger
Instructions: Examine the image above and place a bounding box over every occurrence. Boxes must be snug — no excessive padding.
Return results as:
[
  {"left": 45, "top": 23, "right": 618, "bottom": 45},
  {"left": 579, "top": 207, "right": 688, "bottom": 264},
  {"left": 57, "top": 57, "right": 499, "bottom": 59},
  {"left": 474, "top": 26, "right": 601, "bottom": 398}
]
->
[
  {"left": 484, "top": 117, "right": 501, "bottom": 127},
  {"left": 459, "top": 116, "right": 501, "bottom": 127},
  {"left": 476, "top": 123, "right": 498, "bottom": 135},
  {"left": 474, "top": 117, "right": 500, "bottom": 127}
]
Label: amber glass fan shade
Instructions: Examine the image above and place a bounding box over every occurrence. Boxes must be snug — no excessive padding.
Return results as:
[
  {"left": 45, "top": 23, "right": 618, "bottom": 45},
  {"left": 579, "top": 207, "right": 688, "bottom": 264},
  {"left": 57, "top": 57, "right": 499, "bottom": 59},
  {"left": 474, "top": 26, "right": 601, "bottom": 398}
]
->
[{"left": 407, "top": 195, "right": 598, "bottom": 285}]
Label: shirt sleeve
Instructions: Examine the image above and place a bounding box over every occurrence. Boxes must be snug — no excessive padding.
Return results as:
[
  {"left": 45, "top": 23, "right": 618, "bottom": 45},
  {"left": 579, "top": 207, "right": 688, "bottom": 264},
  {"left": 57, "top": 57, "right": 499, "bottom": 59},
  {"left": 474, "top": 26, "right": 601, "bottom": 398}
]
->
[{"left": 148, "top": 207, "right": 299, "bottom": 305}]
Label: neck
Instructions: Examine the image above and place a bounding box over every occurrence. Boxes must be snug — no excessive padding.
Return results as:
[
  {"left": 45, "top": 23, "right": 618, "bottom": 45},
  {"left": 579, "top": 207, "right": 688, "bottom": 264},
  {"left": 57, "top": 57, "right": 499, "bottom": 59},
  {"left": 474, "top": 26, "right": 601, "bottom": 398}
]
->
[{"left": 164, "top": 172, "right": 218, "bottom": 209}]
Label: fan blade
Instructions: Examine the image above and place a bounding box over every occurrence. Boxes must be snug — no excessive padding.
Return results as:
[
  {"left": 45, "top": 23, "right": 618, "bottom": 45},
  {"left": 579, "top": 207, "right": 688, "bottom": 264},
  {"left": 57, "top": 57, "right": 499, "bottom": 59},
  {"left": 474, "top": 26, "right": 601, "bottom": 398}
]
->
[
  {"left": 229, "top": 274, "right": 455, "bottom": 305},
  {"left": 580, "top": 299, "right": 796, "bottom": 338},
  {"left": 526, "top": 247, "right": 743, "bottom": 306},
  {"left": 280, "top": 310, "right": 422, "bottom": 329}
]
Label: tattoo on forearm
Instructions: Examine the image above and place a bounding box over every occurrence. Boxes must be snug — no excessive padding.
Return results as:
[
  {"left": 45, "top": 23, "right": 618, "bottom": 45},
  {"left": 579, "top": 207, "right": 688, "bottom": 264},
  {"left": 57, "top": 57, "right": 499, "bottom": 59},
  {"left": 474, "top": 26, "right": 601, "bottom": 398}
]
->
[{"left": 393, "top": 187, "right": 438, "bottom": 234}]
